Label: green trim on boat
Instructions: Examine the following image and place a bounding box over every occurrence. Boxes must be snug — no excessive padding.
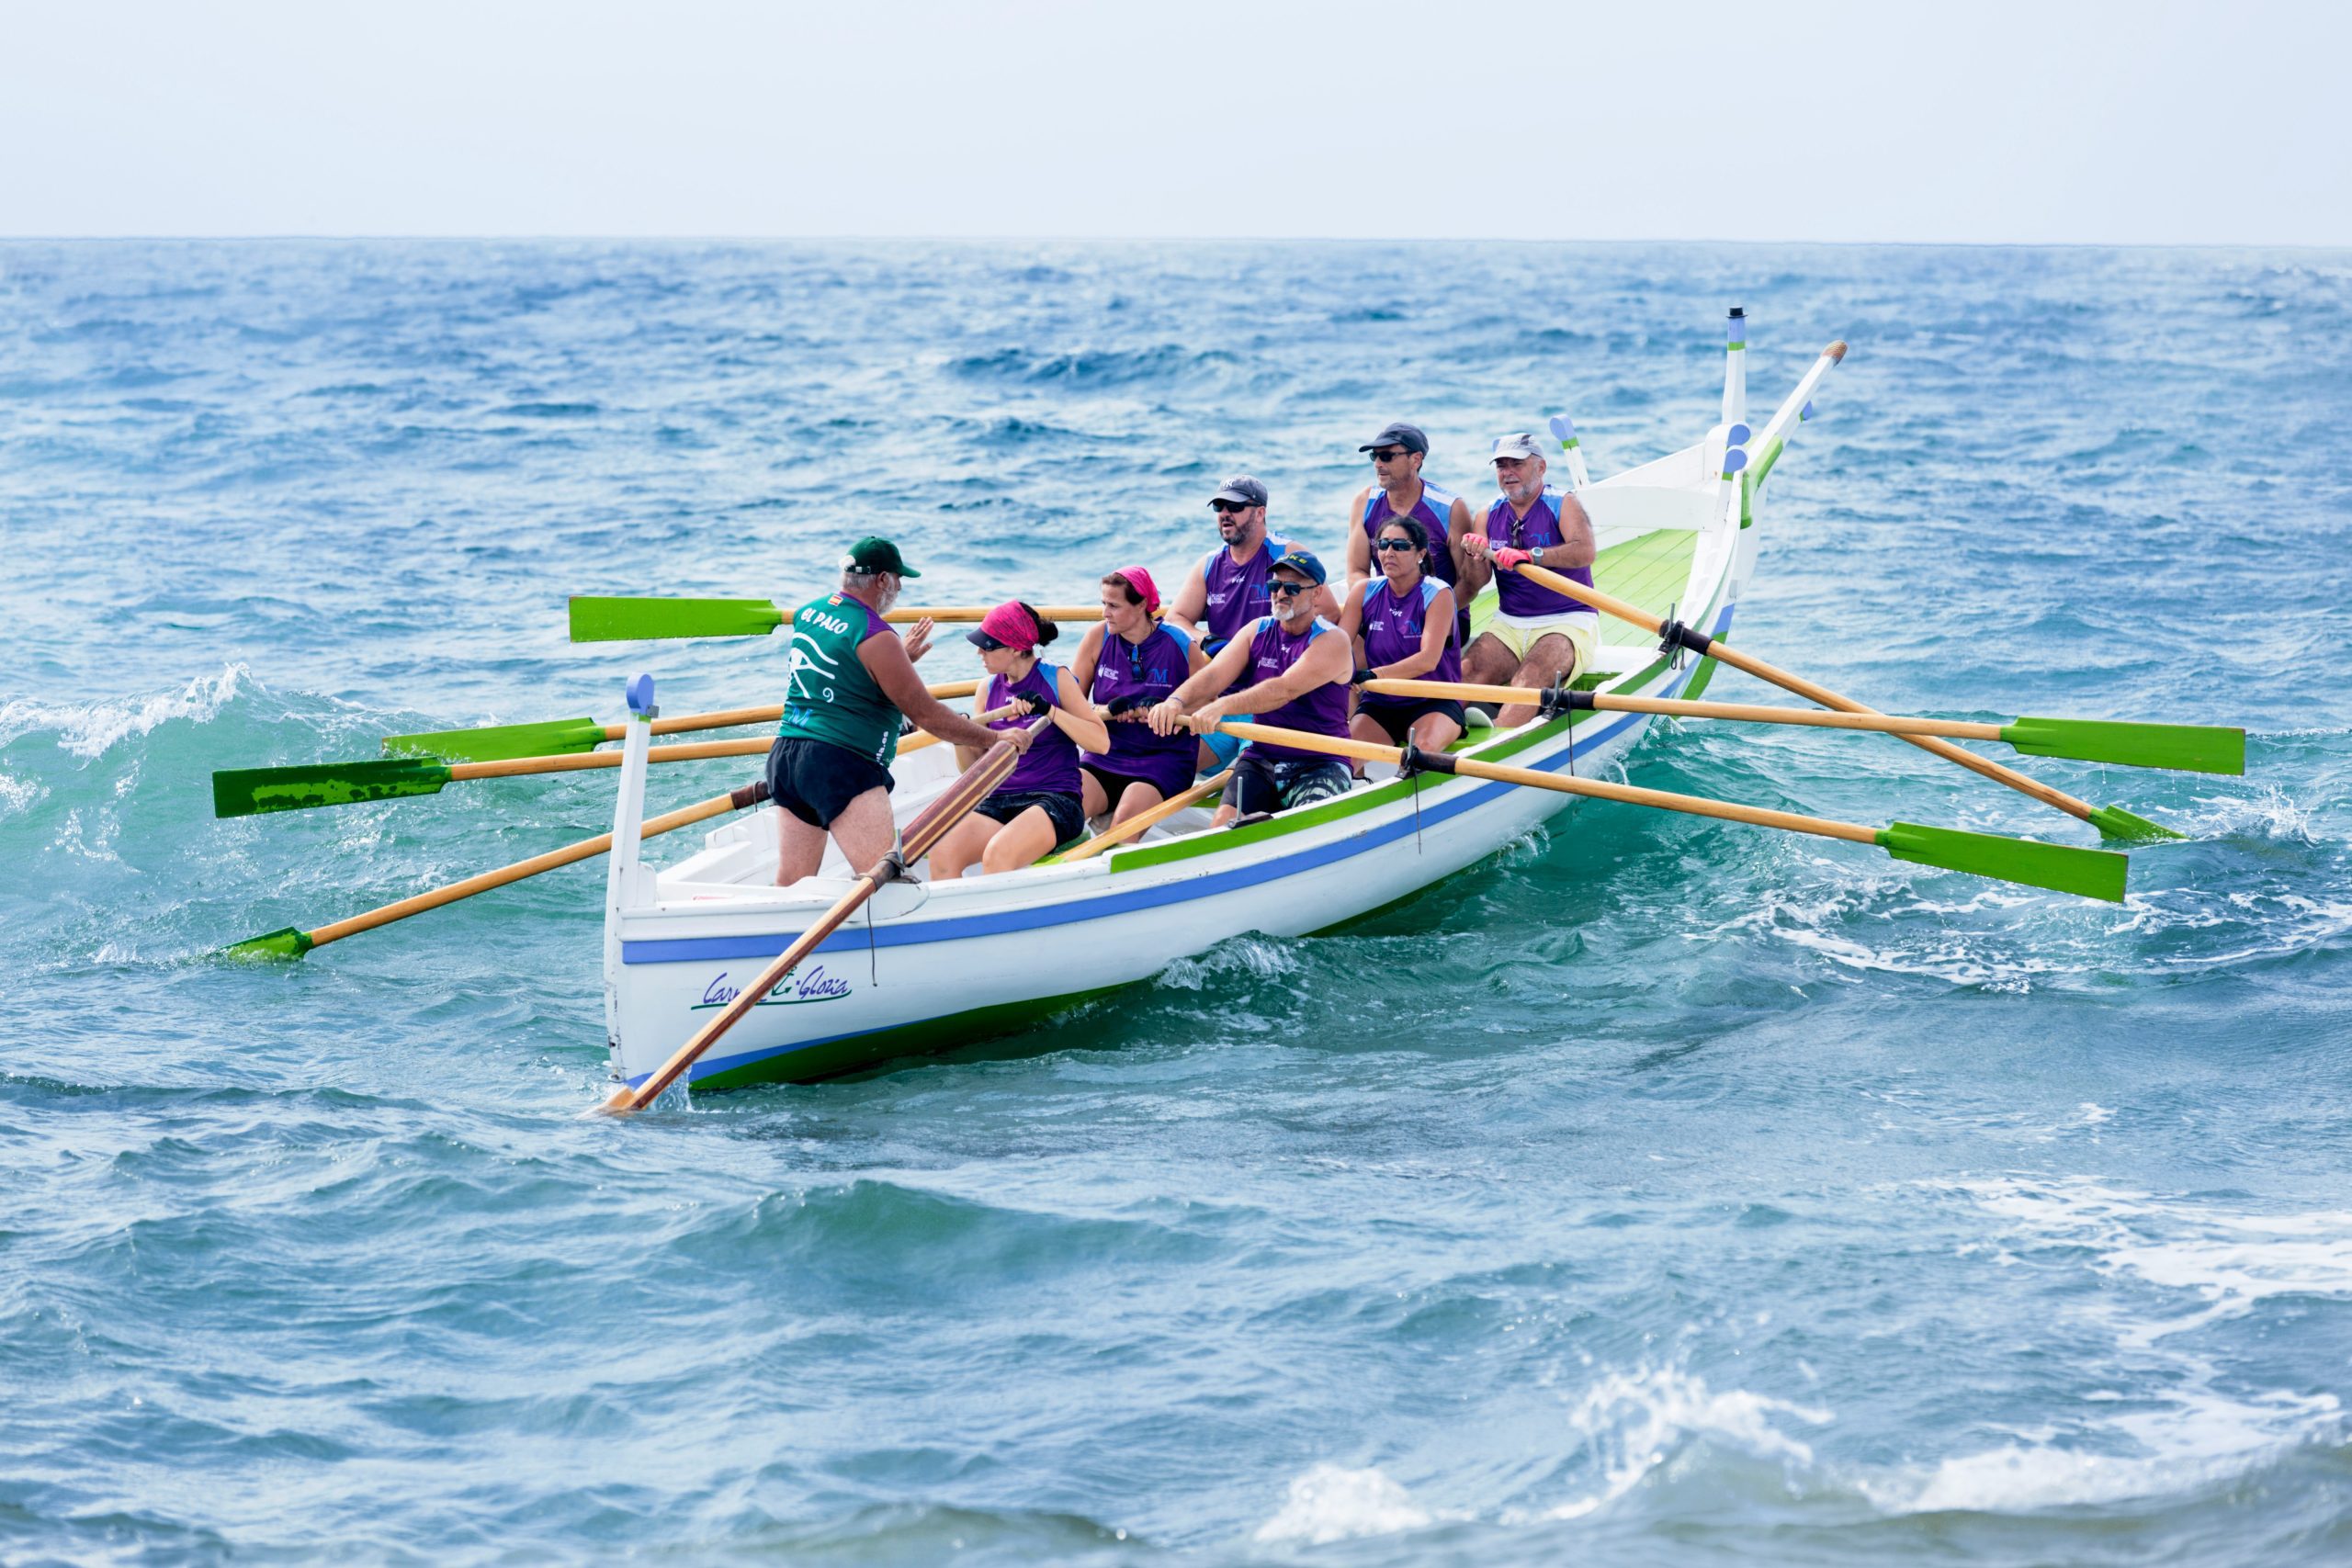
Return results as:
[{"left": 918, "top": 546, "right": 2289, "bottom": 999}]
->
[
  {"left": 1752, "top": 437, "right": 1784, "bottom": 489},
  {"left": 220, "top": 926, "right": 314, "bottom": 961},
  {"left": 686, "top": 985, "right": 1123, "bottom": 1090},
  {"left": 383, "top": 716, "right": 609, "bottom": 761},
  {"left": 1679, "top": 655, "right": 1722, "bottom": 702},
  {"left": 569, "top": 595, "right": 786, "bottom": 642},
  {"left": 2001, "top": 716, "right": 2245, "bottom": 776},
  {"left": 2086, "top": 805, "right": 2185, "bottom": 843},
  {"left": 213, "top": 758, "right": 452, "bottom": 818},
  {"left": 1875, "top": 820, "right": 2129, "bottom": 903}
]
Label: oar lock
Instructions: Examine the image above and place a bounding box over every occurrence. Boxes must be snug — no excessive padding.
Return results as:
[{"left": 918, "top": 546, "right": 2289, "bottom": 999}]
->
[{"left": 1535, "top": 680, "right": 1598, "bottom": 721}]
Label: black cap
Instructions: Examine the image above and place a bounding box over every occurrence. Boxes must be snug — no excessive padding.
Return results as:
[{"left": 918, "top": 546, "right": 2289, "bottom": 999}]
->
[
  {"left": 1358, "top": 423, "right": 1429, "bottom": 456},
  {"left": 1208, "top": 475, "right": 1268, "bottom": 508},
  {"left": 841, "top": 536, "right": 921, "bottom": 578}
]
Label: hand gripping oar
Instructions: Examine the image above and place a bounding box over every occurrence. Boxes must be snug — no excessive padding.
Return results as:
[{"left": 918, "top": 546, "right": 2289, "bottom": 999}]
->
[
  {"left": 1215, "top": 720, "right": 2128, "bottom": 902},
  {"left": 592, "top": 719, "right": 1048, "bottom": 1116},
  {"left": 1045, "top": 768, "right": 1234, "bottom": 863},
  {"left": 213, "top": 733, "right": 941, "bottom": 819},
  {"left": 570, "top": 598, "right": 1105, "bottom": 642},
  {"left": 217, "top": 778, "right": 774, "bottom": 960},
  {"left": 1505, "top": 560, "right": 2182, "bottom": 841},
  {"left": 1363, "top": 679, "right": 2244, "bottom": 775},
  {"left": 383, "top": 681, "right": 980, "bottom": 761}
]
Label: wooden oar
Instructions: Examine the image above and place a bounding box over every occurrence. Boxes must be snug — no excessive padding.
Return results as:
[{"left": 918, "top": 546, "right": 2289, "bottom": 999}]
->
[
  {"left": 383, "top": 681, "right": 979, "bottom": 761},
  {"left": 215, "top": 732, "right": 942, "bottom": 818},
  {"left": 1506, "top": 560, "right": 2182, "bottom": 841},
  {"left": 592, "top": 720, "right": 1046, "bottom": 1116},
  {"left": 571, "top": 597, "right": 1106, "bottom": 642},
  {"left": 1363, "top": 679, "right": 2244, "bottom": 775},
  {"left": 1046, "top": 769, "right": 1234, "bottom": 863},
  {"left": 1215, "top": 720, "right": 2128, "bottom": 902},
  {"left": 218, "top": 779, "right": 774, "bottom": 960}
]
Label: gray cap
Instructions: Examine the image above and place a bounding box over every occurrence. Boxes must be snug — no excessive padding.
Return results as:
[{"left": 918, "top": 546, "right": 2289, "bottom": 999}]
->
[
  {"left": 1490, "top": 433, "right": 1546, "bottom": 462},
  {"left": 1209, "top": 475, "right": 1268, "bottom": 508},
  {"left": 1358, "top": 423, "right": 1429, "bottom": 456}
]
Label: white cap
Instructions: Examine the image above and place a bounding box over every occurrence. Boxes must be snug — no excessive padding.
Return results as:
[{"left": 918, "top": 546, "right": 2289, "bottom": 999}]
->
[{"left": 1490, "top": 433, "right": 1545, "bottom": 462}]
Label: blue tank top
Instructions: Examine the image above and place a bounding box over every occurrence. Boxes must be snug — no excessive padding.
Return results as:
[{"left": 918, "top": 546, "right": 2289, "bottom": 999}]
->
[
  {"left": 1357, "top": 577, "right": 1460, "bottom": 706},
  {"left": 1084, "top": 622, "right": 1196, "bottom": 774},
  {"left": 1485, "top": 489, "right": 1598, "bottom": 618},
  {"left": 1199, "top": 532, "right": 1295, "bottom": 650},
  {"left": 985, "top": 662, "right": 1080, "bottom": 795},
  {"left": 1238, "top": 615, "right": 1350, "bottom": 762}
]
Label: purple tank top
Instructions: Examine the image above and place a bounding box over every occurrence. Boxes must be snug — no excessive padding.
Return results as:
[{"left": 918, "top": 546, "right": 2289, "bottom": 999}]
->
[
  {"left": 1357, "top": 577, "right": 1460, "bottom": 705},
  {"left": 1200, "top": 532, "right": 1294, "bottom": 650},
  {"left": 1084, "top": 622, "right": 1196, "bottom": 774},
  {"left": 1486, "top": 489, "right": 1598, "bottom": 618},
  {"left": 1363, "top": 483, "right": 1459, "bottom": 591},
  {"left": 985, "top": 662, "right": 1080, "bottom": 795},
  {"left": 1238, "top": 615, "right": 1350, "bottom": 761}
]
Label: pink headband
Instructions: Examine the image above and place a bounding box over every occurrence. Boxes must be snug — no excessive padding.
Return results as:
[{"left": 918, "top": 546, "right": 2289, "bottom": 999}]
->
[
  {"left": 976, "top": 601, "right": 1040, "bottom": 651},
  {"left": 1112, "top": 565, "right": 1160, "bottom": 615}
]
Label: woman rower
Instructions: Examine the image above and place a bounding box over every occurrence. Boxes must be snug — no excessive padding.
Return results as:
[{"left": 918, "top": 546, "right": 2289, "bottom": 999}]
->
[
  {"left": 1339, "top": 514, "right": 1464, "bottom": 756},
  {"left": 928, "top": 601, "right": 1110, "bottom": 880},
  {"left": 1071, "top": 566, "right": 1207, "bottom": 829}
]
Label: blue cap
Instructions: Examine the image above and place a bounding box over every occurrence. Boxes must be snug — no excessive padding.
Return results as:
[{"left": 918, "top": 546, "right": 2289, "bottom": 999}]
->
[{"left": 1270, "top": 547, "right": 1326, "bottom": 587}]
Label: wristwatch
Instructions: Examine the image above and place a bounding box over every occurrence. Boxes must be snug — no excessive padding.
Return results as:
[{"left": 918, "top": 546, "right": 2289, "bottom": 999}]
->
[{"left": 1531, "top": 546, "right": 1547, "bottom": 564}]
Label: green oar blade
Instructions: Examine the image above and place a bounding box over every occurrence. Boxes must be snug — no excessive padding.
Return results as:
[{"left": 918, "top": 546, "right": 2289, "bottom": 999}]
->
[
  {"left": 569, "top": 596, "right": 785, "bottom": 641},
  {"left": 2002, "top": 716, "right": 2245, "bottom": 776},
  {"left": 1876, "top": 820, "right": 2129, "bottom": 903},
  {"left": 219, "top": 926, "right": 315, "bottom": 961},
  {"left": 2085, "top": 805, "right": 2185, "bottom": 843},
  {"left": 212, "top": 759, "right": 452, "bottom": 818},
  {"left": 383, "top": 717, "right": 608, "bottom": 762}
]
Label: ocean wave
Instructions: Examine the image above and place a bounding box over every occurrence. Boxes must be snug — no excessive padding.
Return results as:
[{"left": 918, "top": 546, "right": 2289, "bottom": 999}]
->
[
  {"left": 0, "top": 663, "right": 253, "bottom": 760},
  {"left": 1532, "top": 1362, "right": 1833, "bottom": 1523},
  {"left": 1256, "top": 1463, "right": 1435, "bottom": 1544}
]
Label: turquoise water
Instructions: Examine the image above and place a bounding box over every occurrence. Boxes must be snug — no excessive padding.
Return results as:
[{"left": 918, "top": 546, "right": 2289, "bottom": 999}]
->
[{"left": 3, "top": 241, "right": 2347, "bottom": 1564}]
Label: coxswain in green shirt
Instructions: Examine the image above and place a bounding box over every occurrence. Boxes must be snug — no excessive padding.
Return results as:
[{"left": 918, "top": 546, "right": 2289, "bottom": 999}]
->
[{"left": 770, "top": 536, "right": 1028, "bottom": 886}]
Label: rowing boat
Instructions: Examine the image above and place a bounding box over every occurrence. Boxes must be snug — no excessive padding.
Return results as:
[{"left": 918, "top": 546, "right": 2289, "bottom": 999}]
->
[{"left": 602, "top": 319, "right": 1842, "bottom": 1094}]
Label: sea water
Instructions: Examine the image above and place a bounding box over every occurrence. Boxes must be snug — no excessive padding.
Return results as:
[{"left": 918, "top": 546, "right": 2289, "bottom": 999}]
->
[{"left": 2, "top": 241, "right": 2347, "bottom": 1564}]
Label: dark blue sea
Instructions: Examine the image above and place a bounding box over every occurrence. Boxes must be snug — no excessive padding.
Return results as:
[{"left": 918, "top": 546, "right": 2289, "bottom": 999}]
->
[{"left": 3, "top": 240, "right": 2347, "bottom": 1565}]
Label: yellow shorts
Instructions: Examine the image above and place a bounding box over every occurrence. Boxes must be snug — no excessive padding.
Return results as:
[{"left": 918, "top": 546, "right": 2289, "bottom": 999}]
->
[{"left": 1485, "top": 610, "right": 1599, "bottom": 675}]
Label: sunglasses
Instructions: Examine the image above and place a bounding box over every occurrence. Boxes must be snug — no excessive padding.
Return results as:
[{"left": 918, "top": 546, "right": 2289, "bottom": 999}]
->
[
  {"left": 1211, "top": 500, "right": 1255, "bottom": 515},
  {"left": 1368, "top": 447, "right": 1409, "bottom": 463},
  {"left": 1267, "top": 581, "right": 1312, "bottom": 598},
  {"left": 1374, "top": 537, "right": 1419, "bottom": 553}
]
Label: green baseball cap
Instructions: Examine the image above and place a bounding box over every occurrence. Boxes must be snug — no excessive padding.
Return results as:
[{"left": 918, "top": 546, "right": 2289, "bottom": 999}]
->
[{"left": 842, "top": 536, "right": 921, "bottom": 578}]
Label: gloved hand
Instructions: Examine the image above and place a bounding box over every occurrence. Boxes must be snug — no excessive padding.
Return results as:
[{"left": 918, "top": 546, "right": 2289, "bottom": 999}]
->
[
  {"left": 1105, "top": 694, "right": 1148, "bottom": 716},
  {"left": 1350, "top": 668, "right": 1375, "bottom": 686},
  {"left": 1013, "top": 692, "right": 1055, "bottom": 718},
  {"left": 1492, "top": 546, "right": 1532, "bottom": 571}
]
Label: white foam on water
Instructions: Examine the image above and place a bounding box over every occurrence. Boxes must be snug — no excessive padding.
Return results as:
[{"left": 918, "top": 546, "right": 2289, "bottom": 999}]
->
[
  {"left": 0, "top": 773, "right": 40, "bottom": 821},
  {"left": 1253, "top": 1463, "right": 1431, "bottom": 1545},
  {"left": 0, "top": 663, "right": 252, "bottom": 759},
  {"left": 1853, "top": 1178, "right": 2352, "bottom": 1514},
  {"left": 1154, "top": 936, "right": 1301, "bottom": 992},
  {"left": 1535, "top": 1363, "right": 1832, "bottom": 1522},
  {"left": 2076, "top": 1102, "right": 2114, "bottom": 1126}
]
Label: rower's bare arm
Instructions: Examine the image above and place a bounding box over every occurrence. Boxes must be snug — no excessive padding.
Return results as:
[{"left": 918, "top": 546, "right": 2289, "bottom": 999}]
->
[
  {"left": 1052, "top": 667, "right": 1110, "bottom": 754},
  {"left": 1165, "top": 559, "right": 1209, "bottom": 638},
  {"left": 1458, "top": 528, "right": 1495, "bottom": 593},
  {"left": 1341, "top": 487, "right": 1372, "bottom": 591},
  {"left": 1335, "top": 580, "right": 1368, "bottom": 640},
  {"left": 1311, "top": 584, "right": 1343, "bottom": 624},
  {"left": 1070, "top": 622, "right": 1105, "bottom": 691},
  {"left": 1446, "top": 498, "right": 1477, "bottom": 584},
  {"left": 1198, "top": 630, "right": 1351, "bottom": 718},
  {"left": 863, "top": 636, "right": 1024, "bottom": 753},
  {"left": 1555, "top": 492, "right": 1598, "bottom": 569},
  {"left": 899, "top": 617, "right": 936, "bottom": 664},
  {"left": 1149, "top": 637, "right": 1252, "bottom": 735}
]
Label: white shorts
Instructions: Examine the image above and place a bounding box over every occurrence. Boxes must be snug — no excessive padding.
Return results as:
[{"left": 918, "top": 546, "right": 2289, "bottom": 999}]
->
[{"left": 1484, "top": 610, "right": 1599, "bottom": 674}]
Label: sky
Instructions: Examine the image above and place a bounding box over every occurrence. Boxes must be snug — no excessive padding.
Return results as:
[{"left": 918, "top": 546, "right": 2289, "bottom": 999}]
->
[{"left": 3, "top": 0, "right": 2346, "bottom": 244}]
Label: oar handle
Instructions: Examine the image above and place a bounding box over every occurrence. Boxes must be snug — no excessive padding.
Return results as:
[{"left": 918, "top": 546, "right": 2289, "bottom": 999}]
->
[{"left": 1047, "top": 768, "right": 1233, "bottom": 863}]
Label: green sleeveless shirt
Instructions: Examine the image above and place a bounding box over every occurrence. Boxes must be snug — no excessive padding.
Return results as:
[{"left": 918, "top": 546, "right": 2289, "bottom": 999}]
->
[{"left": 777, "top": 592, "right": 901, "bottom": 769}]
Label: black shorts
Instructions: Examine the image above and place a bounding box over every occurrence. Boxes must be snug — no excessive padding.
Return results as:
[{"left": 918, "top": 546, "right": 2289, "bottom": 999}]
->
[
  {"left": 1357, "top": 699, "right": 1467, "bottom": 746},
  {"left": 765, "top": 736, "right": 894, "bottom": 829},
  {"left": 1081, "top": 761, "right": 1190, "bottom": 817},
  {"left": 973, "top": 788, "right": 1086, "bottom": 849},
  {"left": 1228, "top": 751, "right": 1352, "bottom": 818}
]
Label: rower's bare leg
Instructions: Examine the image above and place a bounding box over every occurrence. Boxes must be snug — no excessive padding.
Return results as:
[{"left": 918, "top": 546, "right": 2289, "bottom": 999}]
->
[
  {"left": 775, "top": 807, "right": 829, "bottom": 886},
  {"left": 1196, "top": 739, "right": 1222, "bottom": 773},
  {"left": 1496, "top": 634, "right": 1577, "bottom": 729},
  {"left": 1346, "top": 711, "right": 1393, "bottom": 777},
  {"left": 825, "top": 785, "right": 898, "bottom": 876},
  {"left": 1461, "top": 630, "right": 1517, "bottom": 689},
  {"left": 1108, "top": 780, "right": 1166, "bottom": 828},
  {"left": 1408, "top": 710, "right": 1464, "bottom": 754},
  {"left": 979, "top": 806, "right": 1060, "bottom": 874},
  {"left": 925, "top": 814, "right": 994, "bottom": 882},
  {"left": 1080, "top": 773, "right": 1112, "bottom": 821}
]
